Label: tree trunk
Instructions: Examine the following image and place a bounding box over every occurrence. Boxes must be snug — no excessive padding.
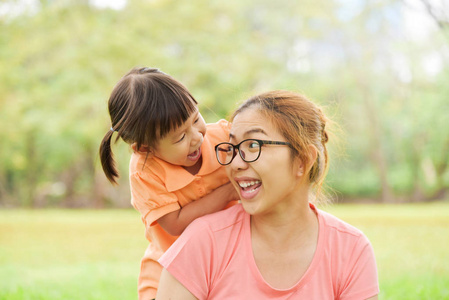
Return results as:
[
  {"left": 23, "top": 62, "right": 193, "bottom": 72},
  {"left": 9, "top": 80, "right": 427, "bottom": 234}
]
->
[{"left": 360, "top": 84, "right": 394, "bottom": 203}]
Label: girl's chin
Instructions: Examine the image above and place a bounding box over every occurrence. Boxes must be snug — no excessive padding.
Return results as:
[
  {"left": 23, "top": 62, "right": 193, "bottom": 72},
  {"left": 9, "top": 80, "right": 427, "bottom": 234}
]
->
[{"left": 183, "top": 155, "right": 203, "bottom": 173}]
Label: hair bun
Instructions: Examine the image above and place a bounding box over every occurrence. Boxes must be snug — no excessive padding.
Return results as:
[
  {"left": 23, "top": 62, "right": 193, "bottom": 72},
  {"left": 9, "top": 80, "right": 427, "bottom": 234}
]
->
[{"left": 322, "top": 130, "right": 329, "bottom": 144}]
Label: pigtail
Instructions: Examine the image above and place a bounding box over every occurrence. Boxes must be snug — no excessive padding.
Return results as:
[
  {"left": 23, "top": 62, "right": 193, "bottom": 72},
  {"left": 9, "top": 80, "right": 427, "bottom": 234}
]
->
[{"left": 99, "top": 129, "right": 119, "bottom": 184}]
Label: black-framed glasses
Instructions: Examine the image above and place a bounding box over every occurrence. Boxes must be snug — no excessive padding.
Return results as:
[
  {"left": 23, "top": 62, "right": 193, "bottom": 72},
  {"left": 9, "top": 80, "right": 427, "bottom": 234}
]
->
[{"left": 215, "top": 139, "right": 291, "bottom": 166}]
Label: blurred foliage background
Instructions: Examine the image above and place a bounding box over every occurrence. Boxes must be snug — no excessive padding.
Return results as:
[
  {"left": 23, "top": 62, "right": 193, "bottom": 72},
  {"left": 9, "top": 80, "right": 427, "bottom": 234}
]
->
[{"left": 0, "top": 0, "right": 448, "bottom": 208}]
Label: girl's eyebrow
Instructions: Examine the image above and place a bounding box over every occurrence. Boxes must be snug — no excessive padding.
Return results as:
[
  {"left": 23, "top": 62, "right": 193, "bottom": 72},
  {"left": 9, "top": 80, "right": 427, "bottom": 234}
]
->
[
  {"left": 229, "top": 128, "right": 267, "bottom": 140},
  {"left": 176, "top": 111, "right": 199, "bottom": 132},
  {"left": 171, "top": 111, "right": 200, "bottom": 141}
]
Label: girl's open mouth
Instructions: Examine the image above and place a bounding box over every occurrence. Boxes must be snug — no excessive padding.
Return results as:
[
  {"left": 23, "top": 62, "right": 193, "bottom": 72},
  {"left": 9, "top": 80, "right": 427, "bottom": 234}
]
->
[{"left": 187, "top": 148, "right": 202, "bottom": 161}]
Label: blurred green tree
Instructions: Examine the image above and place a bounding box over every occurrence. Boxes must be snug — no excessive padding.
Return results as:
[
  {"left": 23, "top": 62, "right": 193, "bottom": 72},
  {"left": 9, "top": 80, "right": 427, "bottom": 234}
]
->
[{"left": 0, "top": 0, "right": 447, "bottom": 207}]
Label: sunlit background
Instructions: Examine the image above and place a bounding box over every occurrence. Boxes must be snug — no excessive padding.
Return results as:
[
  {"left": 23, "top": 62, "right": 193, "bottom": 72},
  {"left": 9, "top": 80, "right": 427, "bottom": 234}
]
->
[{"left": 1, "top": 0, "right": 448, "bottom": 299}]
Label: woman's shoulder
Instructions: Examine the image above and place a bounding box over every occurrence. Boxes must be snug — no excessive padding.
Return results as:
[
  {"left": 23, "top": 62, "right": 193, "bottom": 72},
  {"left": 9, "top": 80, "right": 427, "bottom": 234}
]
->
[
  {"left": 313, "top": 209, "right": 379, "bottom": 299},
  {"left": 191, "top": 204, "right": 246, "bottom": 233},
  {"left": 166, "top": 204, "right": 246, "bottom": 260},
  {"left": 317, "top": 208, "right": 366, "bottom": 240}
]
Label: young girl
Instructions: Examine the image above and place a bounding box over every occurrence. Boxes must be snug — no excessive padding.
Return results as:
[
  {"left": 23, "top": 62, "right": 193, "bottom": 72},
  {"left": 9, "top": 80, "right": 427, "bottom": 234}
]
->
[{"left": 99, "top": 67, "right": 238, "bottom": 300}]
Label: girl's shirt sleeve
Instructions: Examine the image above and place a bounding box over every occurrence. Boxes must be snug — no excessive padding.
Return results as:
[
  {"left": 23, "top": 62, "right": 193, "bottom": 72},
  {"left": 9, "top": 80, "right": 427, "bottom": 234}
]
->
[{"left": 130, "top": 170, "right": 180, "bottom": 229}]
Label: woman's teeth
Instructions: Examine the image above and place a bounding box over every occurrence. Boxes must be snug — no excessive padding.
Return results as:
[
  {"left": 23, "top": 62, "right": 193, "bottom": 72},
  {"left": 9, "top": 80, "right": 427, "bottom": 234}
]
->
[
  {"left": 238, "top": 181, "right": 261, "bottom": 188},
  {"left": 237, "top": 180, "right": 262, "bottom": 198}
]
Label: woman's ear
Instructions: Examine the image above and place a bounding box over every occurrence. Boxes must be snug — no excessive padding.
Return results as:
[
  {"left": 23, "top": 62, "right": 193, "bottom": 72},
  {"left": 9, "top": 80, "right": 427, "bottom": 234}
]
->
[
  {"left": 297, "top": 165, "right": 304, "bottom": 177},
  {"left": 306, "top": 144, "right": 318, "bottom": 172},
  {"left": 297, "top": 145, "right": 318, "bottom": 177},
  {"left": 295, "top": 158, "right": 305, "bottom": 177}
]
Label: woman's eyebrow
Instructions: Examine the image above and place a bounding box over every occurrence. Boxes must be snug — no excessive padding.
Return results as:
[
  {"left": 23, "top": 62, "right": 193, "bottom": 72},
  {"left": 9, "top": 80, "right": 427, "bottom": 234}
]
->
[{"left": 229, "top": 128, "right": 267, "bottom": 140}]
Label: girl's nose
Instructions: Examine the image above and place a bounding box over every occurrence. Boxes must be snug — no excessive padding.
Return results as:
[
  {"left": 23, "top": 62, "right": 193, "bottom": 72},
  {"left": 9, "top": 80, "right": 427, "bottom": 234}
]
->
[
  {"left": 199, "top": 124, "right": 206, "bottom": 137},
  {"left": 192, "top": 129, "right": 204, "bottom": 146}
]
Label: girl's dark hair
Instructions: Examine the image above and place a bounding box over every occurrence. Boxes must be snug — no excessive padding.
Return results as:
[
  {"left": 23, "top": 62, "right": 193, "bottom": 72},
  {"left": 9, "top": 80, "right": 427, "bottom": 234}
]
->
[{"left": 99, "top": 67, "right": 198, "bottom": 184}]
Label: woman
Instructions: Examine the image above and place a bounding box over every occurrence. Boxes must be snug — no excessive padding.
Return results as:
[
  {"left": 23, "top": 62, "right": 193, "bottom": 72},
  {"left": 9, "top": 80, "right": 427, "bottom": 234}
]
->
[{"left": 156, "top": 91, "right": 379, "bottom": 299}]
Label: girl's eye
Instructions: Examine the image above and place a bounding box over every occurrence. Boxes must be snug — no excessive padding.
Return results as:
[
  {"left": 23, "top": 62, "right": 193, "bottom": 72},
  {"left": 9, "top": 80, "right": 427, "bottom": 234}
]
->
[
  {"left": 176, "top": 134, "right": 186, "bottom": 143},
  {"left": 194, "top": 118, "right": 199, "bottom": 124}
]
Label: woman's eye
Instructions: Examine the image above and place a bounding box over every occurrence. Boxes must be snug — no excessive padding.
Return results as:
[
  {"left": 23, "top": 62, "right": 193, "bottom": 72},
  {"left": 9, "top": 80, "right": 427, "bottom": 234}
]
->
[{"left": 248, "top": 142, "right": 260, "bottom": 149}]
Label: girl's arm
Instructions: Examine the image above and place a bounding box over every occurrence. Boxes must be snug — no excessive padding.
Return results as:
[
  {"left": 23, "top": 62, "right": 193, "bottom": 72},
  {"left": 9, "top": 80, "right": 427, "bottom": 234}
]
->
[
  {"left": 156, "top": 268, "right": 197, "bottom": 300},
  {"left": 157, "top": 182, "right": 238, "bottom": 236}
]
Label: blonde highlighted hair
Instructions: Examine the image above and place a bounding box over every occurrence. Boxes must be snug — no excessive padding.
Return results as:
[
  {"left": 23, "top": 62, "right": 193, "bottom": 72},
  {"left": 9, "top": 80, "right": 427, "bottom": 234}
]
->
[{"left": 231, "top": 90, "right": 331, "bottom": 202}]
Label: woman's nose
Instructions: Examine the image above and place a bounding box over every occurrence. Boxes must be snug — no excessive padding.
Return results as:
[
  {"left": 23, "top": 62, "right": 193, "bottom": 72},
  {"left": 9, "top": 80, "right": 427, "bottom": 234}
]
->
[{"left": 229, "top": 149, "right": 248, "bottom": 170}]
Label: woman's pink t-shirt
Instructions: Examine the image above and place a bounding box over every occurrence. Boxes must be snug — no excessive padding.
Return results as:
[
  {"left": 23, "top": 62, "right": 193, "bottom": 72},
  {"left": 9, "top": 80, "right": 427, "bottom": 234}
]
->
[{"left": 159, "top": 204, "right": 379, "bottom": 300}]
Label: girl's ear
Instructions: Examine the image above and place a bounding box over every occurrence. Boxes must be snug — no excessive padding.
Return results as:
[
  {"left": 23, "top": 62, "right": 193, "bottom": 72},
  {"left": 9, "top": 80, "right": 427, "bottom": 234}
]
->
[{"left": 131, "top": 143, "right": 152, "bottom": 153}]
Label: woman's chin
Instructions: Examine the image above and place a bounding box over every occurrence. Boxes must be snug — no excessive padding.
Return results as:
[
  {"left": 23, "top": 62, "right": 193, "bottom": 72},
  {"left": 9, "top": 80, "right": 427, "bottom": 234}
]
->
[{"left": 240, "top": 199, "right": 260, "bottom": 215}]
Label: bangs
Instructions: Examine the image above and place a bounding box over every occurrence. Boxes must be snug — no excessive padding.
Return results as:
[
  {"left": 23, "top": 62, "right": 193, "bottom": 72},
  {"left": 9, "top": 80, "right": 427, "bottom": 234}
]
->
[{"left": 156, "top": 86, "right": 198, "bottom": 139}]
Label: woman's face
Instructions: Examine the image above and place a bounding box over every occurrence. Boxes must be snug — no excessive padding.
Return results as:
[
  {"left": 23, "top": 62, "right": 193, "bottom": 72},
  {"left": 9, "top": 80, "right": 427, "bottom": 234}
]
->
[{"left": 226, "top": 109, "right": 302, "bottom": 217}]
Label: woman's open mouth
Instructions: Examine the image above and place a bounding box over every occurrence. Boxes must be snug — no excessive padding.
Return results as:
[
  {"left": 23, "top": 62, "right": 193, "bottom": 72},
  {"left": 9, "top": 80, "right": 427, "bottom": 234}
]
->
[{"left": 237, "top": 180, "right": 262, "bottom": 199}]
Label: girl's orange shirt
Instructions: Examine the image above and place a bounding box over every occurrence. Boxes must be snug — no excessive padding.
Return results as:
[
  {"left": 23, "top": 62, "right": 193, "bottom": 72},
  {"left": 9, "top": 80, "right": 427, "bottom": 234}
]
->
[{"left": 129, "top": 119, "right": 232, "bottom": 299}]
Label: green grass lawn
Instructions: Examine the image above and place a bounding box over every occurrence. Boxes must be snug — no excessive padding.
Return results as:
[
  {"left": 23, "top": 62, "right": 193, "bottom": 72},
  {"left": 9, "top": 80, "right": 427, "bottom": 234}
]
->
[
  {"left": 0, "top": 209, "right": 147, "bottom": 300},
  {"left": 1, "top": 203, "right": 448, "bottom": 299},
  {"left": 324, "top": 202, "right": 449, "bottom": 300}
]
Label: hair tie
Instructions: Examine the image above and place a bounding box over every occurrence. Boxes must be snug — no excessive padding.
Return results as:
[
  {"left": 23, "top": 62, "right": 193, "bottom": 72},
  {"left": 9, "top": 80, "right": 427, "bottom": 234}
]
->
[
  {"left": 139, "top": 67, "right": 167, "bottom": 75},
  {"left": 110, "top": 127, "right": 115, "bottom": 132},
  {"left": 139, "top": 67, "right": 150, "bottom": 73},
  {"left": 139, "top": 67, "right": 160, "bottom": 74}
]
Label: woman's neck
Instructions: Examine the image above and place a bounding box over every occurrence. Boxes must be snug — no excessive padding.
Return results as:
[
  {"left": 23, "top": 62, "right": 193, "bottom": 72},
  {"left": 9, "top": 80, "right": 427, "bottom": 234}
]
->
[
  {"left": 249, "top": 196, "right": 319, "bottom": 289},
  {"left": 250, "top": 197, "right": 318, "bottom": 251}
]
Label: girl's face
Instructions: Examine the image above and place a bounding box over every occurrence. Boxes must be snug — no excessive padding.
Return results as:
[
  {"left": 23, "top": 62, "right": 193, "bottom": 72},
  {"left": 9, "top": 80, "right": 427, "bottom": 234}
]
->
[
  {"left": 226, "top": 109, "right": 302, "bottom": 217},
  {"left": 152, "top": 109, "right": 207, "bottom": 169}
]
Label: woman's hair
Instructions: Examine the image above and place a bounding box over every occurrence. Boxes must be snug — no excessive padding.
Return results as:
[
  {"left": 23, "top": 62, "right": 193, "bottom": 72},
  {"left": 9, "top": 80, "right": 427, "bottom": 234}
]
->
[
  {"left": 99, "top": 67, "right": 198, "bottom": 184},
  {"left": 231, "top": 90, "right": 331, "bottom": 200}
]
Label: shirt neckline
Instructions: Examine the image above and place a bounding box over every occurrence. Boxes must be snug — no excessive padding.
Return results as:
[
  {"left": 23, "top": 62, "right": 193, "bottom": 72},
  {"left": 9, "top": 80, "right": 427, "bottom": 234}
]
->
[
  {"left": 244, "top": 203, "right": 325, "bottom": 294},
  {"left": 136, "top": 130, "right": 223, "bottom": 192}
]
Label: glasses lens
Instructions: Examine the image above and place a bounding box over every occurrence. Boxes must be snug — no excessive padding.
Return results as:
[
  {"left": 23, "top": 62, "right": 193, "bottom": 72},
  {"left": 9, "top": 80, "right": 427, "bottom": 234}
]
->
[
  {"left": 216, "top": 143, "right": 234, "bottom": 165},
  {"left": 240, "top": 140, "right": 261, "bottom": 162}
]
